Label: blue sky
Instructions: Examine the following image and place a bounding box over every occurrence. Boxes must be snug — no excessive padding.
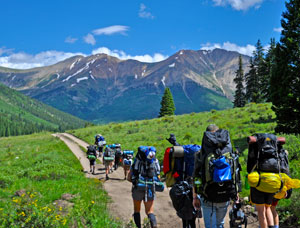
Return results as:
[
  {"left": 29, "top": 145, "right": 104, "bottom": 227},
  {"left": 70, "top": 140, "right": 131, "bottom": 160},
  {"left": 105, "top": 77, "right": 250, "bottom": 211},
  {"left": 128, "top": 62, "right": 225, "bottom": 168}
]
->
[{"left": 0, "top": 0, "right": 286, "bottom": 69}]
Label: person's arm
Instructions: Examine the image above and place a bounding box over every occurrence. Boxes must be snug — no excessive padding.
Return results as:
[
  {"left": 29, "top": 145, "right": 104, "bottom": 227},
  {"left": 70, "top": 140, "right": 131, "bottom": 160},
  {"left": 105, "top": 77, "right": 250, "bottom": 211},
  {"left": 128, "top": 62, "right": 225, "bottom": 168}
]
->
[{"left": 192, "top": 187, "right": 201, "bottom": 209}]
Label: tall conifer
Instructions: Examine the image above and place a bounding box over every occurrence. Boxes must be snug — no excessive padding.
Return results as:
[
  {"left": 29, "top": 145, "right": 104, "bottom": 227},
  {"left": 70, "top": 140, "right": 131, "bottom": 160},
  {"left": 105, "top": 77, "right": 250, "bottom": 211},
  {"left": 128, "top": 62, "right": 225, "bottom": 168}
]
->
[
  {"left": 233, "top": 55, "right": 246, "bottom": 107},
  {"left": 159, "top": 87, "right": 175, "bottom": 117},
  {"left": 271, "top": 0, "right": 300, "bottom": 134}
]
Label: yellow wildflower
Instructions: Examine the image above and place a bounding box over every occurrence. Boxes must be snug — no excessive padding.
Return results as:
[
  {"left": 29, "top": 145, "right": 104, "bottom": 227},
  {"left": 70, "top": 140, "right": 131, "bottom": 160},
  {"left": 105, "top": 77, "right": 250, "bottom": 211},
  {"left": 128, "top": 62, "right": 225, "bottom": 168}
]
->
[
  {"left": 59, "top": 207, "right": 62, "bottom": 211},
  {"left": 48, "top": 208, "right": 52, "bottom": 212},
  {"left": 91, "top": 200, "right": 95, "bottom": 204}
]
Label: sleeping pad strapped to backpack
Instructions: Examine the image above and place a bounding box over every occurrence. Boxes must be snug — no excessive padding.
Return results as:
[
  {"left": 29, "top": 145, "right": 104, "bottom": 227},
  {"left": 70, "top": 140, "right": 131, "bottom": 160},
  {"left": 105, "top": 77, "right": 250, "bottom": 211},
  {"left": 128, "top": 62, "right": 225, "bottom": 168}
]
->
[
  {"left": 194, "top": 129, "right": 241, "bottom": 203},
  {"left": 132, "top": 146, "right": 164, "bottom": 194},
  {"left": 87, "top": 145, "right": 97, "bottom": 160},
  {"left": 163, "top": 144, "right": 201, "bottom": 187},
  {"left": 247, "top": 133, "right": 289, "bottom": 194}
]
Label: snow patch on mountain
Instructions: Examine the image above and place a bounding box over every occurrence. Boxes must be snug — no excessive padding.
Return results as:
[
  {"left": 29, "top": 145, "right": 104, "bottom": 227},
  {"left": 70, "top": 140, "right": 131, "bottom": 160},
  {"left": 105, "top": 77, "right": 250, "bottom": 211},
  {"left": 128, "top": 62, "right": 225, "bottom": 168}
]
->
[
  {"left": 70, "top": 83, "right": 76, "bottom": 87},
  {"left": 161, "top": 76, "right": 166, "bottom": 87},
  {"left": 56, "top": 73, "right": 60, "bottom": 79},
  {"left": 11, "top": 75, "right": 16, "bottom": 80},
  {"left": 180, "top": 51, "right": 183, "bottom": 55},
  {"left": 135, "top": 74, "right": 138, "bottom": 79},
  {"left": 77, "top": 77, "right": 88, "bottom": 83},
  {"left": 70, "top": 58, "right": 81, "bottom": 70},
  {"left": 169, "top": 63, "right": 175, "bottom": 68},
  {"left": 63, "top": 62, "right": 91, "bottom": 82}
]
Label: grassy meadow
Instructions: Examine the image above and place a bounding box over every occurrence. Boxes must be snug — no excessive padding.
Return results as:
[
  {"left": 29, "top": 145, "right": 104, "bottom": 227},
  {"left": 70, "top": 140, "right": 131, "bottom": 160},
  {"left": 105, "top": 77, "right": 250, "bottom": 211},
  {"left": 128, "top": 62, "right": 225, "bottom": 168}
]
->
[
  {"left": 69, "top": 102, "right": 300, "bottom": 225},
  {"left": 0, "top": 133, "right": 120, "bottom": 228}
]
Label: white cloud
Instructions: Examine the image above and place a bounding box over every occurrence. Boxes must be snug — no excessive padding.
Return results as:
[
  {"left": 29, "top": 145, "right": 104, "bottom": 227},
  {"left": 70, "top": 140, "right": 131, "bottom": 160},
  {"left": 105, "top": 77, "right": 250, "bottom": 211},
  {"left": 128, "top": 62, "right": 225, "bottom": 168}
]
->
[
  {"left": 0, "top": 47, "right": 167, "bottom": 69},
  {"left": 201, "top": 41, "right": 256, "bottom": 56},
  {"left": 139, "top": 3, "right": 155, "bottom": 19},
  {"left": 92, "top": 47, "right": 167, "bottom": 63},
  {"left": 212, "top": 0, "right": 264, "bottom": 11},
  {"left": 0, "top": 50, "right": 85, "bottom": 69},
  {"left": 92, "top": 25, "right": 129, "bottom": 36},
  {"left": 0, "top": 47, "right": 14, "bottom": 56},
  {"left": 83, "top": 33, "right": 96, "bottom": 45},
  {"left": 65, "top": 36, "right": 78, "bottom": 44},
  {"left": 273, "top": 27, "right": 283, "bottom": 33}
]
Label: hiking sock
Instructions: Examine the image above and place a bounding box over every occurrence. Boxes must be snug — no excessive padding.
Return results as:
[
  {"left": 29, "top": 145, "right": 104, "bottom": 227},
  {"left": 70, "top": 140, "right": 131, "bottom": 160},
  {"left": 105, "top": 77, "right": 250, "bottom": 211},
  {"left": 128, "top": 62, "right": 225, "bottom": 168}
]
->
[
  {"left": 268, "top": 226, "right": 276, "bottom": 228},
  {"left": 274, "top": 226, "right": 279, "bottom": 228},
  {"left": 133, "top": 212, "right": 141, "bottom": 228},
  {"left": 148, "top": 213, "right": 157, "bottom": 228}
]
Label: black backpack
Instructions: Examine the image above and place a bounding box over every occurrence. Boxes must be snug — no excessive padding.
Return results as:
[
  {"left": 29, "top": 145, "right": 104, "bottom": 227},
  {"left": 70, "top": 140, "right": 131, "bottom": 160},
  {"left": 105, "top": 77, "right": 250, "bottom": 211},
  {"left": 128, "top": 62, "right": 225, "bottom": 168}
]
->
[
  {"left": 169, "top": 181, "right": 195, "bottom": 220},
  {"left": 194, "top": 129, "right": 241, "bottom": 203},
  {"left": 87, "top": 145, "right": 97, "bottom": 160},
  {"left": 248, "top": 133, "right": 283, "bottom": 173}
]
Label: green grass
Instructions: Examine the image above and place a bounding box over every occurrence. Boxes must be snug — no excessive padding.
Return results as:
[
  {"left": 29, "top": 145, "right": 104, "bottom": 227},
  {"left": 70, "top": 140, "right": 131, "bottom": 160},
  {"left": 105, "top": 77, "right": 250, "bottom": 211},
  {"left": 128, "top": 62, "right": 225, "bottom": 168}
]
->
[
  {"left": 69, "top": 102, "right": 300, "bottom": 225},
  {"left": 0, "top": 133, "right": 120, "bottom": 228}
]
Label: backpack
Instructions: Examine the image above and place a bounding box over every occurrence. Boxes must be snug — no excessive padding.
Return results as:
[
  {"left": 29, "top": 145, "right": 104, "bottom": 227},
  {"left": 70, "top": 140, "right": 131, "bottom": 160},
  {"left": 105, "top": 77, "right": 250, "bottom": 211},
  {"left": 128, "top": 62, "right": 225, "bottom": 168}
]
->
[
  {"left": 247, "top": 133, "right": 285, "bottom": 173},
  {"left": 87, "top": 145, "right": 97, "bottom": 160},
  {"left": 163, "top": 144, "right": 201, "bottom": 187},
  {"left": 169, "top": 181, "right": 195, "bottom": 220},
  {"left": 103, "top": 145, "right": 115, "bottom": 161},
  {"left": 132, "top": 146, "right": 164, "bottom": 193},
  {"left": 194, "top": 129, "right": 241, "bottom": 203},
  {"left": 123, "top": 150, "right": 134, "bottom": 166}
]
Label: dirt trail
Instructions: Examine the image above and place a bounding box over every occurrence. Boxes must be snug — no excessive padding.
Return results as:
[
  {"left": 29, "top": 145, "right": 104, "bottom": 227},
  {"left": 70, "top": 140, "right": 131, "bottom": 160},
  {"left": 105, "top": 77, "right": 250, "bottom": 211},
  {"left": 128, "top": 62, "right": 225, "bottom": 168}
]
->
[{"left": 54, "top": 133, "right": 258, "bottom": 228}]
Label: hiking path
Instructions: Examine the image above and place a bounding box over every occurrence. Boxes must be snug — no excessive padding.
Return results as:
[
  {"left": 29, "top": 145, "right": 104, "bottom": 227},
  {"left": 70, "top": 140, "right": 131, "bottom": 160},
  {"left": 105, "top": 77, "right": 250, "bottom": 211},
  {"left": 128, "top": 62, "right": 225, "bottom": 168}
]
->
[{"left": 53, "top": 133, "right": 258, "bottom": 228}]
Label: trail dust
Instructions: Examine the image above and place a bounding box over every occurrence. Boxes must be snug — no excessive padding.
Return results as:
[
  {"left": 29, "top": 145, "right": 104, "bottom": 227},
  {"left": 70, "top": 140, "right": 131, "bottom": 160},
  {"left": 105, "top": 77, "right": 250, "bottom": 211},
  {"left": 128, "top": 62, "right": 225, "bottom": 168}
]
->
[{"left": 54, "top": 133, "right": 258, "bottom": 228}]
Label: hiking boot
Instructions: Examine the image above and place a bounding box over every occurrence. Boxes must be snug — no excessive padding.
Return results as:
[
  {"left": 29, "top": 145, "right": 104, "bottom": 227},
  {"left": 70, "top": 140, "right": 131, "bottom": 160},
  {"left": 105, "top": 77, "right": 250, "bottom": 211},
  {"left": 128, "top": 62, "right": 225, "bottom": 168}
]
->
[
  {"left": 106, "top": 175, "right": 109, "bottom": 180},
  {"left": 90, "top": 168, "right": 92, "bottom": 173}
]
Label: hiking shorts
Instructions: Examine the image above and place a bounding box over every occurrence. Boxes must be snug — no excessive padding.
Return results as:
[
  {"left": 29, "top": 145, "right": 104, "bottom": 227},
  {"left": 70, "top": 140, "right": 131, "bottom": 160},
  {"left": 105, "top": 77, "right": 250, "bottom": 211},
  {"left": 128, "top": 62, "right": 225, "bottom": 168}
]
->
[
  {"left": 89, "top": 159, "right": 96, "bottom": 166},
  {"left": 132, "top": 187, "right": 155, "bottom": 202},
  {"left": 250, "top": 187, "right": 274, "bottom": 205}
]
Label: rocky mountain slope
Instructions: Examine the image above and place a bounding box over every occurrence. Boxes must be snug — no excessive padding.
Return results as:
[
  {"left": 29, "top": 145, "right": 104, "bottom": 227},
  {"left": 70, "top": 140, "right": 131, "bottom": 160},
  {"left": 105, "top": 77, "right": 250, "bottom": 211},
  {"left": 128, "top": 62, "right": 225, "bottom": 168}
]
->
[{"left": 0, "top": 49, "right": 250, "bottom": 123}]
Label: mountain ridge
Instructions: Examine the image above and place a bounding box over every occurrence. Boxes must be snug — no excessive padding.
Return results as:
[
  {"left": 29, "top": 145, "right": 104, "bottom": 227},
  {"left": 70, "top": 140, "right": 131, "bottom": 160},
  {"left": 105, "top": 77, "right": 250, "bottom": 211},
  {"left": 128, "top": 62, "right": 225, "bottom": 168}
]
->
[{"left": 0, "top": 48, "right": 250, "bottom": 123}]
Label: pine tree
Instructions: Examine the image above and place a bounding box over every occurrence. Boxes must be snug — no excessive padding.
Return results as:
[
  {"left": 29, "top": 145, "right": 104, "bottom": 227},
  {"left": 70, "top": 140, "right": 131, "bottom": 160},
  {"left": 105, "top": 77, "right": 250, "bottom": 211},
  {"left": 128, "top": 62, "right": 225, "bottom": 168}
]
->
[
  {"left": 253, "top": 40, "right": 268, "bottom": 102},
  {"left": 245, "top": 58, "right": 260, "bottom": 103},
  {"left": 159, "top": 87, "right": 175, "bottom": 117},
  {"left": 270, "top": 0, "right": 300, "bottom": 134},
  {"left": 264, "top": 38, "right": 276, "bottom": 101},
  {"left": 233, "top": 55, "right": 246, "bottom": 107}
]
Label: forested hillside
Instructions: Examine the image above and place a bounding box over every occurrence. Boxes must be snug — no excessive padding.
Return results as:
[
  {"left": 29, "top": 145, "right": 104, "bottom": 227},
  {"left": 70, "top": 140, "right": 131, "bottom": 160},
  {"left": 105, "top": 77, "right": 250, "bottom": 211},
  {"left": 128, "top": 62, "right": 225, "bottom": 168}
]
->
[{"left": 0, "top": 83, "right": 86, "bottom": 137}]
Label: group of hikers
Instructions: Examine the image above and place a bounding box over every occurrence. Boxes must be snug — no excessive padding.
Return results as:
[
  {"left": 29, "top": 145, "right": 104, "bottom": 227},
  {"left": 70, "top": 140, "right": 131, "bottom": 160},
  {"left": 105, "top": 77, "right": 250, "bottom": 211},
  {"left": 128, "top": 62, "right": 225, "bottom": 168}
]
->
[
  {"left": 86, "top": 134, "right": 134, "bottom": 180},
  {"left": 85, "top": 124, "right": 297, "bottom": 228}
]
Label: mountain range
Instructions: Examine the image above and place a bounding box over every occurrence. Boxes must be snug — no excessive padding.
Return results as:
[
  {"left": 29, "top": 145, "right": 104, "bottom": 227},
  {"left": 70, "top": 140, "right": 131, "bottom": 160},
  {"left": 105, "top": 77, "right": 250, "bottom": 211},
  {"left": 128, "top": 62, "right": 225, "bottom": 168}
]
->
[{"left": 0, "top": 49, "right": 250, "bottom": 123}]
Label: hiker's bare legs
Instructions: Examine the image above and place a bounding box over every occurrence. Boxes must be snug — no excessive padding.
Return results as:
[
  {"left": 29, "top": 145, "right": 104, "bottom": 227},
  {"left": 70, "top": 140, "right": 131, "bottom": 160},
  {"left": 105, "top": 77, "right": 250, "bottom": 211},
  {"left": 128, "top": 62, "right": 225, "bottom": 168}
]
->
[
  {"left": 271, "top": 205, "right": 279, "bottom": 226},
  {"left": 257, "top": 205, "right": 273, "bottom": 228},
  {"left": 144, "top": 200, "right": 154, "bottom": 214},
  {"left": 133, "top": 199, "right": 142, "bottom": 212},
  {"left": 265, "top": 205, "right": 274, "bottom": 226}
]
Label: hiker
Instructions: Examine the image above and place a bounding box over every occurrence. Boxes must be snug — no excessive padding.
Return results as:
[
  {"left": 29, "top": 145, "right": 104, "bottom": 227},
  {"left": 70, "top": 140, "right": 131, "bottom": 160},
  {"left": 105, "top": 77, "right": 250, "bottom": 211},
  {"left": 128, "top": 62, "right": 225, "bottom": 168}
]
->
[
  {"left": 114, "top": 143, "right": 122, "bottom": 170},
  {"left": 94, "top": 134, "right": 106, "bottom": 157},
  {"left": 123, "top": 150, "right": 134, "bottom": 180},
  {"left": 193, "top": 124, "right": 241, "bottom": 228},
  {"left": 246, "top": 134, "right": 286, "bottom": 228},
  {"left": 269, "top": 148, "right": 291, "bottom": 228},
  {"left": 127, "top": 146, "right": 163, "bottom": 228},
  {"left": 86, "top": 145, "right": 97, "bottom": 174},
  {"left": 103, "top": 144, "right": 115, "bottom": 180},
  {"left": 164, "top": 133, "right": 201, "bottom": 228}
]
